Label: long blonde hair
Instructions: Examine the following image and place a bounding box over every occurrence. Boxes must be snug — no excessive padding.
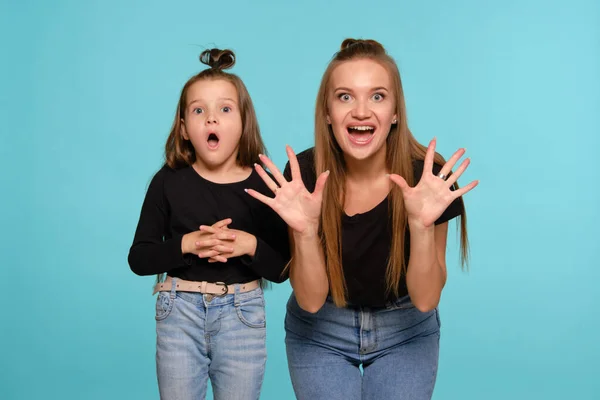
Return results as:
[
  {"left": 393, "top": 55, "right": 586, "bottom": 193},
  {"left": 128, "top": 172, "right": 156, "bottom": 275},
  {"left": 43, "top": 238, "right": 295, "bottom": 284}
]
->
[{"left": 314, "top": 39, "right": 469, "bottom": 307}]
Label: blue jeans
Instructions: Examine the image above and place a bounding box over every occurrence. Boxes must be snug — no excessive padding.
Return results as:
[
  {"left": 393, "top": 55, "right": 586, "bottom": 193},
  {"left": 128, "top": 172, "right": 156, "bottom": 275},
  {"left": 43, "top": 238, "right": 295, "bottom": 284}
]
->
[
  {"left": 285, "top": 293, "right": 441, "bottom": 400},
  {"left": 155, "top": 278, "right": 267, "bottom": 400}
]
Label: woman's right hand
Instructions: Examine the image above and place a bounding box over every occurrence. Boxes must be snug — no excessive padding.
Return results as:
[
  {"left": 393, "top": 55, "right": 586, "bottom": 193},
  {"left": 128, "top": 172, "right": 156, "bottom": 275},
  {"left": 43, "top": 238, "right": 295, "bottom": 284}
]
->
[{"left": 246, "top": 146, "right": 330, "bottom": 235}]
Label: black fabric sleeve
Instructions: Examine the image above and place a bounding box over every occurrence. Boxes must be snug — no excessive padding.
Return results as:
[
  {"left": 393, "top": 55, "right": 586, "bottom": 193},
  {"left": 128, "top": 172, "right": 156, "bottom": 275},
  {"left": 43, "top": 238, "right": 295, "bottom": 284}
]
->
[
  {"left": 240, "top": 208, "right": 291, "bottom": 283},
  {"left": 128, "top": 167, "right": 191, "bottom": 276}
]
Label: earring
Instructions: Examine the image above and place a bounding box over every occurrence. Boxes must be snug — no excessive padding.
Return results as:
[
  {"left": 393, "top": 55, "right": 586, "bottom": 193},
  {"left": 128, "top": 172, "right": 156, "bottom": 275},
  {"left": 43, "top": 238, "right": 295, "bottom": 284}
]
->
[{"left": 392, "top": 119, "right": 397, "bottom": 124}]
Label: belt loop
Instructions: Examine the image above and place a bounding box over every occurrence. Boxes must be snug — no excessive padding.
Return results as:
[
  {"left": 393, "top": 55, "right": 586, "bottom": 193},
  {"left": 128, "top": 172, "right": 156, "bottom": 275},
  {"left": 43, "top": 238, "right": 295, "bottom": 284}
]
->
[
  {"left": 170, "top": 277, "right": 177, "bottom": 299},
  {"left": 234, "top": 284, "right": 241, "bottom": 306}
]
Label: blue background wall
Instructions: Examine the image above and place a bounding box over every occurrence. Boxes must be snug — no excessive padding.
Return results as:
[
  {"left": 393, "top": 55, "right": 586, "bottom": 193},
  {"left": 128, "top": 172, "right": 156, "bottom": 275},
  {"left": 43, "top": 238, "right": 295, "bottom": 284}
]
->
[{"left": 2, "top": 0, "right": 599, "bottom": 398}]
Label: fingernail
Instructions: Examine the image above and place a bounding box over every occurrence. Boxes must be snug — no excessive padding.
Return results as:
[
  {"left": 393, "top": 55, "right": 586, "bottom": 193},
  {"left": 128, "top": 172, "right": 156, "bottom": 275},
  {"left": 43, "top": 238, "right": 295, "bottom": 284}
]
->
[
  {"left": 258, "top": 154, "right": 264, "bottom": 158},
  {"left": 325, "top": 170, "right": 330, "bottom": 175},
  {"left": 244, "top": 188, "right": 248, "bottom": 192},
  {"left": 385, "top": 173, "right": 390, "bottom": 177}
]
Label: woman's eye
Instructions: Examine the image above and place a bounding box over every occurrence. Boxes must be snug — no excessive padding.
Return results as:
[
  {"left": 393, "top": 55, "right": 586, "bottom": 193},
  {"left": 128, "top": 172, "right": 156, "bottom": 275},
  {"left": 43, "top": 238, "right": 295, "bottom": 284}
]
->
[
  {"left": 193, "top": 108, "right": 203, "bottom": 114},
  {"left": 339, "top": 94, "right": 352, "bottom": 102},
  {"left": 222, "top": 106, "right": 231, "bottom": 112},
  {"left": 372, "top": 93, "right": 384, "bottom": 102}
]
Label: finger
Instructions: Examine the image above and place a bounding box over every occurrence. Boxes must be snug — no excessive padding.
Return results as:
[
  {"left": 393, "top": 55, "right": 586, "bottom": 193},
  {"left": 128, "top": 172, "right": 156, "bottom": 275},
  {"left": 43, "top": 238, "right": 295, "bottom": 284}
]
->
[
  {"left": 286, "top": 145, "right": 302, "bottom": 182},
  {"left": 216, "top": 232, "right": 236, "bottom": 241},
  {"left": 452, "top": 180, "right": 479, "bottom": 198},
  {"left": 446, "top": 158, "right": 470, "bottom": 187},
  {"left": 258, "top": 153, "right": 287, "bottom": 187},
  {"left": 423, "top": 138, "right": 436, "bottom": 178},
  {"left": 312, "top": 170, "right": 330, "bottom": 202},
  {"left": 198, "top": 250, "right": 219, "bottom": 258},
  {"left": 212, "top": 245, "right": 234, "bottom": 253},
  {"left": 212, "top": 218, "right": 232, "bottom": 229},
  {"left": 199, "top": 225, "right": 217, "bottom": 234},
  {"left": 254, "top": 163, "right": 280, "bottom": 194},
  {"left": 388, "top": 174, "right": 409, "bottom": 192},
  {"left": 213, "top": 255, "right": 228, "bottom": 263},
  {"left": 437, "top": 148, "right": 466, "bottom": 179},
  {"left": 245, "top": 188, "right": 275, "bottom": 207},
  {"left": 195, "top": 239, "right": 220, "bottom": 249}
]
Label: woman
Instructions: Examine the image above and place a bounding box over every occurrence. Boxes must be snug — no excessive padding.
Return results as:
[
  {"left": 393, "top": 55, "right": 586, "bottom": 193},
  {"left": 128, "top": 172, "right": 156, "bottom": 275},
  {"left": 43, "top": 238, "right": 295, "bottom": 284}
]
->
[{"left": 247, "top": 38, "right": 478, "bottom": 399}]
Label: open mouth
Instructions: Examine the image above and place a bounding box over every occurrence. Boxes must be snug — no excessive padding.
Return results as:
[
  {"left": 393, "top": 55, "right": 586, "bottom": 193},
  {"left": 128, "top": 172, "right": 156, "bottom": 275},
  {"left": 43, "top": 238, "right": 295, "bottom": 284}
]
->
[
  {"left": 347, "top": 125, "right": 375, "bottom": 145},
  {"left": 207, "top": 133, "right": 220, "bottom": 149}
]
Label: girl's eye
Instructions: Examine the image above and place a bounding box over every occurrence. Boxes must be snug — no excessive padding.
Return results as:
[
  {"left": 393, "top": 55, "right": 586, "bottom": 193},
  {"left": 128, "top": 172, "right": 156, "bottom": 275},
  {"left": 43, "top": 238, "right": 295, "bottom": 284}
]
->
[
  {"left": 222, "top": 106, "right": 231, "bottom": 112},
  {"left": 339, "top": 93, "right": 352, "bottom": 102},
  {"left": 193, "top": 108, "right": 203, "bottom": 114},
  {"left": 372, "top": 93, "right": 384, "bottom": 102}
]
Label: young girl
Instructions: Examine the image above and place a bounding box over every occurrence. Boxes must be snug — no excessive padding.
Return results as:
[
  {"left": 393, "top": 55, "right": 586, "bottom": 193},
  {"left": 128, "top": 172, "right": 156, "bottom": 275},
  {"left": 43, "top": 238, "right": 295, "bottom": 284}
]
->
[
  {"left": 247, "top": 39, "right": 478, "bottom": 399},
  {"left": 128, "top": 48, "right": 290, "bottom": 400}
]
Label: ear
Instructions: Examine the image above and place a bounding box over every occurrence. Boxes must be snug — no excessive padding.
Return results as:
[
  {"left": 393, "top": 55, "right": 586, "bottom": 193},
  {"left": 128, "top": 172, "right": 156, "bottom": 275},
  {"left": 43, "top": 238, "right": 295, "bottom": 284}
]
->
[
  {"left": 180, "top": 119, "right": 189, "bottom": 140},
  {"left": 392, "top": 114, "right": 398, "bottom": 124},
  {"left": 326, "top": 115, "right": 331, "bottom": 124}
]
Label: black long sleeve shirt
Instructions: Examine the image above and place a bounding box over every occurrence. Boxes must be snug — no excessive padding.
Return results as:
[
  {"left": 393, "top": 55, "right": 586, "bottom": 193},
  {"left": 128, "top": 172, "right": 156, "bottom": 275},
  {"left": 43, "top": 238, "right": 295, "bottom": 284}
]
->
[
  {"left": 128, "top": 165, "right": 290, "bottom": 284},
  {"left": 283, "top": 148, "right": 464, "bottom": 307}
]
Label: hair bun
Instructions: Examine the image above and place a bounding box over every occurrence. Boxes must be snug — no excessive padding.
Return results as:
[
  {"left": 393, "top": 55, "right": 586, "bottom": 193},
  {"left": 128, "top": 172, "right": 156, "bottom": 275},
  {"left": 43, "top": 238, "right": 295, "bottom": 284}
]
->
[
  {"left": 199, "top": 48, "right": 236, "bottom": 70},
  {"left": 340, "top": 38, "right": 385, "bottom": 52}
]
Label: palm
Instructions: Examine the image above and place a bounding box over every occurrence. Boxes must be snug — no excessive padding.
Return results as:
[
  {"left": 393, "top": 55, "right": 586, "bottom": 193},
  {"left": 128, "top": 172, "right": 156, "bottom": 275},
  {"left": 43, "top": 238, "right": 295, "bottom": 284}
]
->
[
  {"left": 268, "top": 179, "right": 322, "bottom": 233},
  {"left": 389, "top": 138, "right": 478, "bottom": 228},
  {"left": 246, "top": 146, "right": 329, "bottom": 234},
  {"left": 401, "top": 175, "right": 458, "bottom": 227}
]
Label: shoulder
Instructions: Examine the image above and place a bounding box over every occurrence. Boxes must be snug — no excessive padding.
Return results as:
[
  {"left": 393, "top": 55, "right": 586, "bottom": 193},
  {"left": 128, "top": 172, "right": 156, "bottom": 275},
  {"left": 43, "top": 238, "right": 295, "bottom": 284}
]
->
[
  {"left": 147, "top": 164, "right": 190, "bottom": 191},
  {"left": 283, "top": 147, "right": 316, "bottom": 190},
  {"left": 295, "top": 147, "right": 315, "bottom": 166}
]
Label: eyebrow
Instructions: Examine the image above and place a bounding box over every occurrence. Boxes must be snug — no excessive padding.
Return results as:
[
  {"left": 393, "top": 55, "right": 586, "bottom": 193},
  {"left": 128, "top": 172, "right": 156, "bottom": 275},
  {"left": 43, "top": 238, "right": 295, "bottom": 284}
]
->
[
  {"left": 333, "top": 86, "right": 389, "bottom": 92},
  {"left": 188, "top": 98, "right": 238, "bottom": 106}
]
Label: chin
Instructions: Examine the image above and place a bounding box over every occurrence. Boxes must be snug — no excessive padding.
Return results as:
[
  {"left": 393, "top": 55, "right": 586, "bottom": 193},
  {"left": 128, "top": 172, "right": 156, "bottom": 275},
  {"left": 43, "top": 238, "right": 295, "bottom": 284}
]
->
[{"left": 340, "top": 140, "right": 386, "bottom": 162}]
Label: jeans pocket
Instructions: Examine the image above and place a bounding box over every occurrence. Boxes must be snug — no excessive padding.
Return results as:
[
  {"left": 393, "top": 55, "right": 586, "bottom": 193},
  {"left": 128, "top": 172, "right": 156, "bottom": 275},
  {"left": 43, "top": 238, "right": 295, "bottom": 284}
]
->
[
  {"left": 155, "top": 292, "right": 174, "bottom": 321},
  {"left": 235, "top": 294, "right": 266, "bottom": 329}
]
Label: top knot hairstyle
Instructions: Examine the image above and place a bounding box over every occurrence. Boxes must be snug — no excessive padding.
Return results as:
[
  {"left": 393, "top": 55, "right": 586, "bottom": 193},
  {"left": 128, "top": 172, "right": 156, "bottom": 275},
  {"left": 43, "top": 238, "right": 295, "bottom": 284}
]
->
[
  {"left": 311, "top": 38, "right": 470, "bottom": 307},
  {"left": 163, "top": 48, "right": 266, "bottom": 170},
  {"left": 199, "top": 48, "right": 236, "bottom": 70},
  {"left": 339, "top": 38, "right": 386, "bottom": 53}
]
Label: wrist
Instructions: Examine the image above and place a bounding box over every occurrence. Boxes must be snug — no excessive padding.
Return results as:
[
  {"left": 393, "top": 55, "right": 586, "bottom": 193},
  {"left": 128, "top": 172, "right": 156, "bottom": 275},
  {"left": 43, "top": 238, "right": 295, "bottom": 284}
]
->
[
  {"left": 408, "top": 218, "right": 435, "bottom": 234},
  {"left": 246, "top": 234, "right": 257, "bottom": 258},
  {"left": 294, "top": 223, "right": 320, "bottom": 241},
  {"left": 181, "top": 233, "right": 190, "bottom": 254}
]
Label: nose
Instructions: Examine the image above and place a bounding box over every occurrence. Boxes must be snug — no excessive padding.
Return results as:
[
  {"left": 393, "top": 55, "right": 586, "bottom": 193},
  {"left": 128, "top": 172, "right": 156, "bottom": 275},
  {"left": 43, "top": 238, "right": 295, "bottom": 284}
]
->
[
  {"left": 351, "top": 99, "right": 371, "bottom": 119},
  {"left": 205, "top": 111, "right": 218, "bottom": 125}
]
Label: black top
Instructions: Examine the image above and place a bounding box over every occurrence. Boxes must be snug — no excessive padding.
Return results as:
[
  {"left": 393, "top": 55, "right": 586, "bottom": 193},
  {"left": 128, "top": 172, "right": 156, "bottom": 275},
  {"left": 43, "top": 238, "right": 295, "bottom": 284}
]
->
[
  {"left": 283, "top": 148, "right": 464, "bottom": 307},
  {"left": 128, "top": 165, "right": 290, "bottom": 284}
]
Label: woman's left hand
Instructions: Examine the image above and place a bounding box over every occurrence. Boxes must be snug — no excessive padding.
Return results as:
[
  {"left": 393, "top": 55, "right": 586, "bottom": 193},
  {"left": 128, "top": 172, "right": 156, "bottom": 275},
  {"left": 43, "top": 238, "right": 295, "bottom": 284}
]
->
[{"left": 388, "top": 138, "right": 479, "bottom": 229}]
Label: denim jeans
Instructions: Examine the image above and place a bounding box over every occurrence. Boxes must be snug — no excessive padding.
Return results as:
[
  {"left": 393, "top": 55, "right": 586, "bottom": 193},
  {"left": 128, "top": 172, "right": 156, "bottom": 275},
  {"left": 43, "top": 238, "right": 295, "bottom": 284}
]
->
[
  {"left": 285, "top": 293, "right": 441, "bottom": 400},
  {"left": 155, "top": 278, "right": 267, "bottom": 400}
]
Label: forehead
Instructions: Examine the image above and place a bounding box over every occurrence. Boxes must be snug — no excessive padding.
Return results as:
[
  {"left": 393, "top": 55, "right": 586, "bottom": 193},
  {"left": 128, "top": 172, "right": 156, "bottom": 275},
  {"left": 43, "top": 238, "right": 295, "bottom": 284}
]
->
[
  {"left": 187, "top": 78, "right": 238, "bottom": 102},
  {"left": 330, "top": 58, "right": 391, "bottom": 90}
]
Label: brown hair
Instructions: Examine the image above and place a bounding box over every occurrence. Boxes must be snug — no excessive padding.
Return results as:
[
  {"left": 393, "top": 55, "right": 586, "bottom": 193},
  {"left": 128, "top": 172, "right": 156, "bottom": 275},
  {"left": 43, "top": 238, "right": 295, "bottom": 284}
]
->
[
  {"left": 157, "top": 49, "right": 267, "bottom": 286},
  {"left": 314, "top": 39, "right": 470, "bottom": 307},
  {"left": 164, "top": 48, "right": 265, "bottom": 169}
]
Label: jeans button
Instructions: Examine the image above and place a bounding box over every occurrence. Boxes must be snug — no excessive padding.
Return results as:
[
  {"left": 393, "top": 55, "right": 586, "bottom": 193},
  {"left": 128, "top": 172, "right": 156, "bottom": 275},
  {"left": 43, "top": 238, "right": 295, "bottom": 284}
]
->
[{"left": 205, "top": 294, "right": 214, "bottom": 302}]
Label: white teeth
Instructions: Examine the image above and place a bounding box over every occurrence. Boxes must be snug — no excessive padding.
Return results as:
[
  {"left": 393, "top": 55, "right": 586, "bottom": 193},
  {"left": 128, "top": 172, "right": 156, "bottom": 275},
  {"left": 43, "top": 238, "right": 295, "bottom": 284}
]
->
[{"left": 348, "top": 126, "right": 374, "bottom": 131}]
